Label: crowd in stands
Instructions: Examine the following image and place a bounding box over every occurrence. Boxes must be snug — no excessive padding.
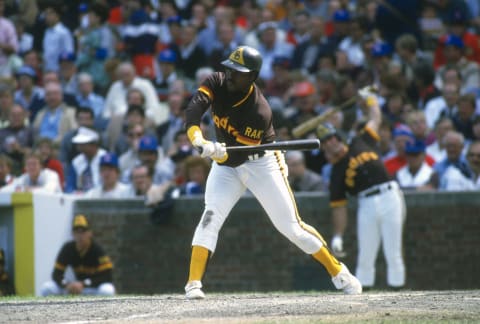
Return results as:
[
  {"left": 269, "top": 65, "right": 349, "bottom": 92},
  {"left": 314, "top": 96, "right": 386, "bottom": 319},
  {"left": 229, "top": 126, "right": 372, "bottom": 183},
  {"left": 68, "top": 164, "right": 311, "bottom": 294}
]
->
[{"left": 0, "top": 0, "right": 480, "bottom": 200}]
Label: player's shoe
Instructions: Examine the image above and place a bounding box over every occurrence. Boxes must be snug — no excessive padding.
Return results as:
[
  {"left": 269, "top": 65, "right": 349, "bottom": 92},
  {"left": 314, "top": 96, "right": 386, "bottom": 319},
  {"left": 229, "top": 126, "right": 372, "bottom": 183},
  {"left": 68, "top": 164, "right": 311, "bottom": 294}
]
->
[
  {"left": 185, "top": 280, "right": 205, "bottom": 299},
  {"left": 331, "top": 263, "right": 362, "bottom": 295}
]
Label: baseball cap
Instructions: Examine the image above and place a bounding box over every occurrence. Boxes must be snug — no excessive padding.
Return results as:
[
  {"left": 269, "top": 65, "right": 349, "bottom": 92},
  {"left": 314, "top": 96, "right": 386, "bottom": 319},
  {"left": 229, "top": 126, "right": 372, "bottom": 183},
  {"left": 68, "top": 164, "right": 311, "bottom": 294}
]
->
[
  {"left": 392, "top": 124, "right": 414, "bottom": 138},
  {"left": 16, "top": 65, "right": 37, "bottom": 78},
  {"left": 158, "top": 48, "right": 177, "bottom": 64},
  {"left": 138, "top": 135, "right": 158, "bottom": 152},
  {"left": 73, "top": 214, "right": 90, "bottom": 231},
  {"left": 443, "top": 34, "right": 464, "bottom": 49},
  {"left": 100, "top": 152, "right": 119, "bottom": 168},
  {"left": 405, "top": 139, "right": 426, "bottom": 154},
  {"left": 371, "top": 41, "right": 393, "bottom": 57},
  {"left": 333, "top": 9, "right": 351, "bottom": 22},
  {"left": 293, "top": 81, "right": 316, "bottom": 97},
  {"left": 58, "top": 51, "right": 76, "bottom": 63},
  {"left": 72, "top": 127, "right": 100, "bottom": 144}
]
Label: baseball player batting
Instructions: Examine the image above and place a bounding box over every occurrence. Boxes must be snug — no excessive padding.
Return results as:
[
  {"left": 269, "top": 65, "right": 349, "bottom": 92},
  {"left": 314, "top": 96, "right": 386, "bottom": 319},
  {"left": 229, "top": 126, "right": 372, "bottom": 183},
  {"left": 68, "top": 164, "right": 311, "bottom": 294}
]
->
[
  {"left": 318, "top": 88, "right": 406, "bottom": 289},
  {"left": 183, "top": 45, "right": 362, "bottom": 299}
]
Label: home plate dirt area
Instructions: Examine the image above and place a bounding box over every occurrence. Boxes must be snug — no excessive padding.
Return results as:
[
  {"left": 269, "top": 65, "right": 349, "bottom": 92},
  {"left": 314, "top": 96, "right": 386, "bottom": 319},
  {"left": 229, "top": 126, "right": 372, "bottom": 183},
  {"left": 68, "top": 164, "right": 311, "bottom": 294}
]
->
[{"left": 0, "top": 290, "right": 478, "bottom": 323}]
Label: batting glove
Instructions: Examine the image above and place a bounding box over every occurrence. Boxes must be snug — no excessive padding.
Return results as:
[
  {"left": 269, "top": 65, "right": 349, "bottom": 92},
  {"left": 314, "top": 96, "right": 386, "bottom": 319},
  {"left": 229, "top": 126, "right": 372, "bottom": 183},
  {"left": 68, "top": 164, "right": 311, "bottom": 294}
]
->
[
  {"left": 358, "top": 85, "right": 378, "bottom": 107},
  {"left": 190, "top": 127, "right": 228, "bottom": 163},
  {"left": 331, "top": 235, "right": 347, "bottom": 258}
]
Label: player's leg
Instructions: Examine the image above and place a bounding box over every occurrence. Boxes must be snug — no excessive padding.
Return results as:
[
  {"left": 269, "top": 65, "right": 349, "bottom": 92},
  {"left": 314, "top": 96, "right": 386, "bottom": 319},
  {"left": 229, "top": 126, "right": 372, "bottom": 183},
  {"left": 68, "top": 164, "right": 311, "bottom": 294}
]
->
[
  {"left": 380, "top": 188, "right": 406, "bottom": 288},
  {"left": 356, "top": 197, "right": 382, "bottom": 288},
  {"left": 40, "top": 280, "right": 65, "bottom": 296},
  {"left": 244, "top": 153, "right": 361, "bottom": 294},
  {"left": 185, "top": 163, "right": 246, "bottom": 299}
]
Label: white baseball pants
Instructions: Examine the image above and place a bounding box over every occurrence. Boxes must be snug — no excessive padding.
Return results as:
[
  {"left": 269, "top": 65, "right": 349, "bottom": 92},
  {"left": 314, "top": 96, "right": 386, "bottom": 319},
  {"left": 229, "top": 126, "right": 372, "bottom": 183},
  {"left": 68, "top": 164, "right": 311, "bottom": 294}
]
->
[
  {"left": 40, "top": 280, "right": 116, "bottom": 296},
  {"left": 356, "top": 181, "right": 406, "bottom": 287},
  {"left": 192, "top": 151, "right": 325, "bottom": 254}
]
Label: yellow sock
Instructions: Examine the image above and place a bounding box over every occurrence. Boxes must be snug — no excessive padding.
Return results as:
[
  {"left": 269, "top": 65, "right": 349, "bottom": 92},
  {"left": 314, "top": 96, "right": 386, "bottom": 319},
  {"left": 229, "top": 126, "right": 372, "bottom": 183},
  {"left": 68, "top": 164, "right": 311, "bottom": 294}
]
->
[
  {"left": 312, "top": 246, "right": 342, "bottom": 277},
  {"left": 188, "top": 245, "right": 210, "bottom": 282}
]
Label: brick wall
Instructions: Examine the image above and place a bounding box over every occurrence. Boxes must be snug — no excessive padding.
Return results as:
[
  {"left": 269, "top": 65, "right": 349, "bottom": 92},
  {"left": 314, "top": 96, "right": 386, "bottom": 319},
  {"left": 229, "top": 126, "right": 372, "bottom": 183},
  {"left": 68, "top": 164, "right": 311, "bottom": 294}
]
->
[{"left": 74, "top": 191, "right": 480, "bottom": 294}]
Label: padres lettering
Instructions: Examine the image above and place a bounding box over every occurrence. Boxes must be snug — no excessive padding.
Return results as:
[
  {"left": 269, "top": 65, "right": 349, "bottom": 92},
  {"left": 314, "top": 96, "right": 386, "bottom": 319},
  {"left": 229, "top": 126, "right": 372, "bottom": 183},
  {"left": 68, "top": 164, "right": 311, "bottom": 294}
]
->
[
  {"left": 213, "top": 113, "right": 264, "bottom": 140},
  {"left": 345, "top": 152, "right": 379, "bottom": 187}
]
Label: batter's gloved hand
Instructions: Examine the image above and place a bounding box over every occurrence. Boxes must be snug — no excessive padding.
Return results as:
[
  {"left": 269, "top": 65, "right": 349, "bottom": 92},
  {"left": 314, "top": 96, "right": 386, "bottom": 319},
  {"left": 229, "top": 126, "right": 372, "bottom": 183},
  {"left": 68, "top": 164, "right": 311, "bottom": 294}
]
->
[
  {"left": 358, "top": 85, "right": 378, "bottom": 108},
  {"left": 189, "top": 126, "right": 228, "bottom": 163},
  {"left": 331, "top": 235, "right": 347, "bottom": 258}
]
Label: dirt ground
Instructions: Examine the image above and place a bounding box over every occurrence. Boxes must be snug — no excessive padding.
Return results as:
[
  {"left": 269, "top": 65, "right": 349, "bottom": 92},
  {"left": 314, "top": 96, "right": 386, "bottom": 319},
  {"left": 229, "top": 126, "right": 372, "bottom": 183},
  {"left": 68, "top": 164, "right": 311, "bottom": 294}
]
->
[{"left": 0, "top": 290, "right": 479, "bottom": 323}]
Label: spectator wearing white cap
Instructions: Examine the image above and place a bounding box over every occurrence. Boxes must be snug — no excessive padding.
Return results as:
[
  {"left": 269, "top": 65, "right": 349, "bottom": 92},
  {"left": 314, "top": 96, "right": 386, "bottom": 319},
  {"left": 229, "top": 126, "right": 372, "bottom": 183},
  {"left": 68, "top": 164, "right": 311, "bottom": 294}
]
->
[
  {"left": 65, "top": 127, "right": 106, "bottom": 194},
  {"left": 84, "top": 152, "right": 130, "bottom": 199}
]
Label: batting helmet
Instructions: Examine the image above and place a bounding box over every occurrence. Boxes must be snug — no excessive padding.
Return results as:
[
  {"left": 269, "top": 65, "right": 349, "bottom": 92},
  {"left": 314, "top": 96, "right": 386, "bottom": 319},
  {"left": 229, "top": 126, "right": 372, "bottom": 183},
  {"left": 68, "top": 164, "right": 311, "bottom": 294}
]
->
[{"left": 221, "top": 46, "right": 263, "bottom": 73}]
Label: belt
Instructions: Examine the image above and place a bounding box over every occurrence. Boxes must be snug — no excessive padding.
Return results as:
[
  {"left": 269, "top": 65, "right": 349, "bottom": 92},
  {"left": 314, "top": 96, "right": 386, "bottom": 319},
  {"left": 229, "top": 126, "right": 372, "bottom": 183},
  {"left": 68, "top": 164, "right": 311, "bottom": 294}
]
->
[
  {"left": 358, "top": 181, "right": 396, "bottom": 198},
  {"left": 247, "top": 151, "right": 266, "bottom": 161}
]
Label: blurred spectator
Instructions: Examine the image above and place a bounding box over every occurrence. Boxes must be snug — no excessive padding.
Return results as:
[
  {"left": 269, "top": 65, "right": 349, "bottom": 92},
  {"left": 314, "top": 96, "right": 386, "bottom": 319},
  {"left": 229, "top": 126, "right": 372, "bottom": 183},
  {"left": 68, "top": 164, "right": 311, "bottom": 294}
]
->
[
  {"left": 41, "top": 70, "right": 79, "bottom": 108},
  {"left": 177, "top": 22, "right": 207, "bottom": 81},
  {"left": 332, "top": 75, "right": 361, "bottom": 134},
  {"left": 426, "top": 130, "right": 469, "bottom": 190},
  {"left": 22, "top": 49, "right": 43, "bottom": 84},
  {"left": 381, "top": 92, "right": 408, "bottom": 126},
  {"left": 0, "top": 0, "right": 19, "bottom": 78},
  {"left": 370, "top": 40, "right": 394, "bottom": 88},
  {"left": 292, "top": 17, "right": 334, "bottom": 74},
  {"left": 58, "top": 52, "right": 79, "bottom": 96},
  {"left": 452, "top": 93, "right": 477, "bottom": 141},
  {"left": 32, "top": 82, "right": 77, "bottom": 145},
  {"left": 36, "top": 137, "right": 64, "bottom": 189},
  {"left": 84, "top": 152, "right": 130, "bottom": 199},
  {"left": 75, "top": 2, "right": 114, "bottom": 93},
  {"left": 434, "top": 34, "right": 480, "bottom": 94},
  {"left": 0, "top": 153, "right": 13, "bottom": 187},
  {"left": 65, "top": 127, "right": 106, "bottom": 194},
  {"left": 338, "top": 15, "right": 370, "bottom": 68},
  {"left": 426, "top": 117, "right": 454, "bottom": 163},
  {"left": 303, "top": 0, "right": 329, "bottom": 19},
  {"left": 424, "top": 82, "right": 460, "bottom": 130},
  {"left": 0, "top": 151, "right": 62, "bottom": 193},
  {"left": 119, "top": 122, "right": 147, "bottom": 183},
  {"left": 408, "top": 61, "right": 440, "bottom": 110},
  {"left": 104, "top": 62, "right": 167, "bottom": 126},
  {"left": 0, "top": 83, "right": 14, "bottom": 128},
  {"left": 287, "top": 80, "right": 320, "bottom": 125},
  {"left": 285, "top": 150, "right": 324, "bottom": 192},
  {"left": 177, "top": 155, "right": 211, "bottom": 195},
  {"left": 384, "top": 124, "right": 435, "bottom": 176},
  {"left": 315, "top": 69, "right": 337, "bottom": 109},
  {"left": 418, "top": 2, "right": 445, "bottom": 51},
  {"left": 137, "top": 134, "right": 169, "bottom": 185},
  {"left": 42, "top": 3, "right": 74, "bottom": 72},
  {"left": 156, "top": 92, "right": 187, "bottom": 153},
  {"left": 472, "top": 116, "right": 480, "bottom": 141},
  {"left": 328, "top": 9, "right": 352, "bottom": 50},
  {"left": 75, "top": 73, "right": 106, "bottom": 130},
  {"left": 285, "top": 9, "right": 311, "bottom": 46},
  {"left": 59, "top": 107, "right": 95, "bottom": 172},
  {"left": 256, "top": 21, "right": 295, "bottom": 82},
  {"left": 433, "top": 8, "right": 480, "bottom": 69},
  {"left": 264, "top": 56, "right": 294, "bottom": 101},
  {"left": 394, "top": 33, "right": 430, "bottom": 84},
  {"left": 208, "top": 21, "right": 238, "bottom": 72},
  {"left": 464, "top": 140, "right": 480, "bottom": 188},
  {"left": 126, "top": 163, "right": 152, "bottom": 197},
  {"left": 378, "top": 119, "right": 395, "bottom": 160},
  {"left": 395, "top": 139, "right": 434, "bottom": 191},
  {"left": 13, "top": 15, "right": 32, "bottom": 55},
  {"left": 0, "top": 103, "right": 33, "bottom": 175},
  {"left": 14, "top": 65, "right": 45, "bottom": 123},
  {"left": 154, "top": 48, "right": 179, "bottom": 101},
  {"left": 0, "top": 248, "right": 14, "bottom": 296},
  {"left": 40, "top": 214, "right": 115, "bottom": 296}
]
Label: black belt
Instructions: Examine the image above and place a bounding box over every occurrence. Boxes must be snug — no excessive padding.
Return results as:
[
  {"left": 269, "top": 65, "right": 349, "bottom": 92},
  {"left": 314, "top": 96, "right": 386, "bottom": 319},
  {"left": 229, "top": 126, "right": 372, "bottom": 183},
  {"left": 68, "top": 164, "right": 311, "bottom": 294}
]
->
[
  {"left": 363, "top": 183, "right": 392, "bottom": 197},
  {"left": 247, "top": 151, "right": 266, "bottom": 160}
]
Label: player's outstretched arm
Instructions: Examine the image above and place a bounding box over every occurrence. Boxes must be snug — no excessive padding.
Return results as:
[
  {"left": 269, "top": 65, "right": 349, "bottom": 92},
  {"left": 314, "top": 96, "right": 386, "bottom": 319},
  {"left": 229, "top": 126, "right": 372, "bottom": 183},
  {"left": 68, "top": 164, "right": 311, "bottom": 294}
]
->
[{"left": 358, "top": 86, "right": 381, "bottom": 133}]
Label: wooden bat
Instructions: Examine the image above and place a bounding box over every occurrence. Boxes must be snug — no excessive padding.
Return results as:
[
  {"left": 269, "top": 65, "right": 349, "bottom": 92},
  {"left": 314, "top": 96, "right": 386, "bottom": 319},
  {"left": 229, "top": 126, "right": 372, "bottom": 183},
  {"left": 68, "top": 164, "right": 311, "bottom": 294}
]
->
[
  {"left": 291, "top": 96, "right": 358, "bottom": 139},
  {"left": 227, "top": 139, "right": 320, "bottom": 152}
]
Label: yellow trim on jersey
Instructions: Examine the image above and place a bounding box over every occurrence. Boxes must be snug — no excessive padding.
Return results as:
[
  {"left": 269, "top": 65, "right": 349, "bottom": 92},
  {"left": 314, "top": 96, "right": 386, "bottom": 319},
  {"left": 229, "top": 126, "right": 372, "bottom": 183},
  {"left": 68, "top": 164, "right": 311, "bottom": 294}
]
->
[
  {"left": 364, "top": 125, "right": 380, "bottom": 142},
  {"left": 236, "top": 135, "right": 261, "bottom": 146},
  {"left": 198, "top": 86, "right": 213, "bottom": 100},
  {"left": 98, "top": 262, "right": 113, "bottom": 272},
  {"left": 330, "top": 199, "right": 348, "bottom": 208},
  {"left": 54, "top": 262, "right": 66, "bottom": 271},
  {"left": 232, "top": 85, "right": 254, "bottom": 107},
  {"left": 275, "top": 151, "right": 327, "bottom": 246},
  {"left": 187, "top": 125, "right": 203, "bottom": 143}
]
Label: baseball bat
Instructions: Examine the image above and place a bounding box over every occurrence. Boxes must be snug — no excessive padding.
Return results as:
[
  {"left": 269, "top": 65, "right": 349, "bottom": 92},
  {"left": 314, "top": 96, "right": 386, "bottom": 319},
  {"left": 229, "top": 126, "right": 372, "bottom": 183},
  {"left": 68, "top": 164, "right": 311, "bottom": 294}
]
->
[
  {"left": 227, "top": 139, "right": 320, "bottom": 152},
  {"left": 291, "top": 95, "right": 358, "bottom": 139}
]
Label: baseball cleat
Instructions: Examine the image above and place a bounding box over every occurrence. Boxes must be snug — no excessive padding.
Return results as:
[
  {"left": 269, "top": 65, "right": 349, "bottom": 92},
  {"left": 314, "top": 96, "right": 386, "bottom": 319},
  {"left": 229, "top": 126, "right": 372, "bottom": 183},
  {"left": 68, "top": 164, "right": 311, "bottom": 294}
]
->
[
  {"left": 185, "top": 280, "right": 205, "bottom": 300},
  {"left": 331, "top": 263, "right": 362, "bottom": 295}
]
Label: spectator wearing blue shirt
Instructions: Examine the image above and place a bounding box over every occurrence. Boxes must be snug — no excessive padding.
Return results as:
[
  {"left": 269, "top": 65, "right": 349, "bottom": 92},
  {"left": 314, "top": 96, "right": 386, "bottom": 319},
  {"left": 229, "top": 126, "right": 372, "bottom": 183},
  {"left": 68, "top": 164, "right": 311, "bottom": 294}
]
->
[
  {"left": 76, "top": 73, "right": 107, "bottom": 130},
  {"left": 14, "top": 65, "right": 45, "bottom": 123}
]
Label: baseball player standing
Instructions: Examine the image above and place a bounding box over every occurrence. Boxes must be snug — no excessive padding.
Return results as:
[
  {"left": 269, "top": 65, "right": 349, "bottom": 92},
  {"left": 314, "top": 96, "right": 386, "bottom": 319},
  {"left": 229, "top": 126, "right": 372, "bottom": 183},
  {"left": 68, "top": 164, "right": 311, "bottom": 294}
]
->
[
  {"left": 318, "top": 88, "right": 407, "bottom": 289},
  {"left": 183, "top": 46, "right": 362, "bottom": 299}
]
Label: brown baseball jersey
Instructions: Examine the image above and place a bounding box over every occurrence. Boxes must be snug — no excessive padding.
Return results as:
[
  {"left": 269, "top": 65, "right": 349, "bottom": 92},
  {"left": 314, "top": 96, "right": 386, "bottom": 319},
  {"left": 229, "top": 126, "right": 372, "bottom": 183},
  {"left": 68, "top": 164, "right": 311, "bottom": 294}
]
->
[
  {"left": 185, "top": 72, "right": 276, "bottom": 167},
  {"left": 329, "top": 126, "right": 391, "bottom": 208}
]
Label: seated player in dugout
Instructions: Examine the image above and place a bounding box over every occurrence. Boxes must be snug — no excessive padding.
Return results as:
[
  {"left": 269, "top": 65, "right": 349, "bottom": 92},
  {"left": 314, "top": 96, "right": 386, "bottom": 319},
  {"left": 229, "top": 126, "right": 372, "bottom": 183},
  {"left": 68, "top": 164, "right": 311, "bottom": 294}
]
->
[
  {"left": 41, "top": 214, "right": 115, "bottom": 296},
  {"left": 0, "top": 248, "right": 15, "bottom": 296},
  {"left": 183, "top": 45, "right": 362, "bottom": 299}
]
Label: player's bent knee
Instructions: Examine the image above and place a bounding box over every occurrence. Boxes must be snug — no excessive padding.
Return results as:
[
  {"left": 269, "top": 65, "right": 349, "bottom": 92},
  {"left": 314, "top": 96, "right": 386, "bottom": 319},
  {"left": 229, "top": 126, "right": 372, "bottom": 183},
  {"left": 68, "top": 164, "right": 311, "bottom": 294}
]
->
[
  {"left": 41, "top": 281, "right": 62, "bottom": 296},
  {"left": 97, "top": 283, "right": 115, "bottom": 296}
]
